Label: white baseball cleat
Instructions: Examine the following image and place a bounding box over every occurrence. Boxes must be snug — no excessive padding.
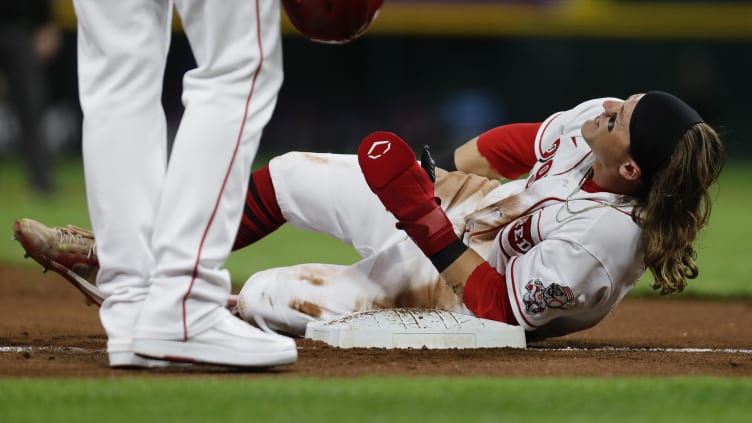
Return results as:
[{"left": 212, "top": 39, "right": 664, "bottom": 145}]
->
[
  {"left": 107, "top": 340, "right": 185, "bottom": 369},
  {"left": 132, "top": 310, "right": 298, "bottom": 368}
]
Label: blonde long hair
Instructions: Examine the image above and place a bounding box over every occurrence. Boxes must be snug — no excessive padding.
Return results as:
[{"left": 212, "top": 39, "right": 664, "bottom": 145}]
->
[{"left": 633, "top": 123, "right": 725, "bottom": 294}]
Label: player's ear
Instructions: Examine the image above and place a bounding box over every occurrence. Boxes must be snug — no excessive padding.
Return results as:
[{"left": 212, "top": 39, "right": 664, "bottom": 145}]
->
[{"left": 619, "top": 159, "right": 642, "bottom": 182}]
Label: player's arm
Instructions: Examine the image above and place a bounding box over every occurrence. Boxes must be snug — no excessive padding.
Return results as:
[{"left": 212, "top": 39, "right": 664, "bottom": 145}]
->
[
  {"left": 358, "top": 132, "right": 516, "bottom": 324},
  {"left": 450, "top": 123, "right": 541, "bottom": 180},
  {"left": 440, "top": 247, "right": 514, "bottom": 323},
  {"left": 453, "top": 137, "right": 500, "bottom": 179}
]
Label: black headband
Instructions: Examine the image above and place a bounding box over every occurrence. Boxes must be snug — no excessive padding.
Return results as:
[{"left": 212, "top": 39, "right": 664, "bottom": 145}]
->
[{"left": 629, "top": 91, "right": 703, "bottom": 183}]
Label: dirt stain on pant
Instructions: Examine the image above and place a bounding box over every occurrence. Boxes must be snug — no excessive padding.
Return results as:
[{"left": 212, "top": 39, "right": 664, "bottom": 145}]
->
[{"left": 289, "top": 299, "right": 323, "bottom": 318}]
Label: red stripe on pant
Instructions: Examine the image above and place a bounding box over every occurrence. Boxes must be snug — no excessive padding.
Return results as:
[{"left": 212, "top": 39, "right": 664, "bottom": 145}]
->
[
  {"left": 182, "top": 0, "right": 266, "bottom": 340},
  {"left": 233, "top": 165, "right": 286, "bottom": 250}
]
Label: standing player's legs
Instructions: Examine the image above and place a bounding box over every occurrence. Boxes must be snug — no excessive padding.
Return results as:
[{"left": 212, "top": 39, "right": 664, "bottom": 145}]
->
[
  {"left": 131, "top": 0, "right": 296, "bottom": 366},
  {"left": 73, "top": 0, "right": 172, "bottom": 367}
]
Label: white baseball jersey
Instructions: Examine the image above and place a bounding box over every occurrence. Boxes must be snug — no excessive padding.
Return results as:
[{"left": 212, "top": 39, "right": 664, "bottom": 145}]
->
[
  {"left": 468, "top": 98, "right": 645, "bottom": 337},
  {"left": 237, "top": 98, "right": 646, "bottom": 339},
  {"left": 74, "top": 0, "right": 283, "bottom": 351}
]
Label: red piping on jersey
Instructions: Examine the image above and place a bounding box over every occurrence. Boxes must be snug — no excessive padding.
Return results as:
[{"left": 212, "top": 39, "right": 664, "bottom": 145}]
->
[
  {"left": 499, "top": 244, "right": 512, "bottom": 262},
  {"left": 483, "top": 196, "right": 565, "bottom": 258},
  {"left": 570, "top": 136, "right": 578, "bottom": 147},
  {"left": 182, "top": 0, "right": 265, "bottom": 340},
  {"left": 499, "top": 231, "right": 515, "bottom": 259},
  {"left": 536, "top": 210, "right": 543, "bottom": 241},
  {"left": 536, "top": 112, "right": 562, "bottom": 158},
  {"left": 551, "top": 151, "right": 592, "bottom": 177},
  {"left": 466, "top": 196, "right": 566, "bottom": 242},
  {"left": 509, "top": 256, "right": 538, "bottom": 328},
  {"left": 466, "top": 226, "right": 505, "bottom": 240}
]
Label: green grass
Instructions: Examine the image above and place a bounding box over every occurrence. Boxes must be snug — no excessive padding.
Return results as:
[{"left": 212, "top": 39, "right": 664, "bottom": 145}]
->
[
  {"left": 2, "top": 157, "right": 751, "bottom": 419},
  {"left": 1, "top": 377, "right": 751, "bottom": 422},
  {"left": 1, "top": 156, "right": 751, "bottom": 297},
  {"left": 629, "top": 164, "right": 752, "bottom": 298},
  {"left": 0, "top": 156, "right": 361, "bottom": 284}
]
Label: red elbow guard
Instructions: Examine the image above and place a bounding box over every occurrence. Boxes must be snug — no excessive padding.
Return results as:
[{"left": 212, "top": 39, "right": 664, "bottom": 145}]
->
[{"left": 462, "top": 262, "right": 517, "bottom": 325}]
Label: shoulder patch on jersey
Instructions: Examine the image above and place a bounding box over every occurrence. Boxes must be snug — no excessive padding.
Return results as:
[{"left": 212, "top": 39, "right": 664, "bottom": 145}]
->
[{"left": 522, "top": 279, "right": 574, "bottom": 314}]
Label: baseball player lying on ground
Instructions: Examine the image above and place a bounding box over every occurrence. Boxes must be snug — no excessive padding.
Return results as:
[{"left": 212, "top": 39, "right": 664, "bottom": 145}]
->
[{"left": 14, "top": 92, "right": 725, "bottom": 341}]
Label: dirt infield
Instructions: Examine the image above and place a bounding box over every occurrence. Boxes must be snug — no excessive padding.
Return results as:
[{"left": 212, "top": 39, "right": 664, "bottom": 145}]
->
[{"left": 1, "top": 266, "right": 750, "bottom": 378}]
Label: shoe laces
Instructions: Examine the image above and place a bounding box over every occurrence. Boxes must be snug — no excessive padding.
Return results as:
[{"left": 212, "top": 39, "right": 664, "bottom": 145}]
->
[
  {"left": 250, "top": 313, "right": 278, "bottom": 335},
  {"left": 56, "top": 225, "right": 97, "bottom": 259}
]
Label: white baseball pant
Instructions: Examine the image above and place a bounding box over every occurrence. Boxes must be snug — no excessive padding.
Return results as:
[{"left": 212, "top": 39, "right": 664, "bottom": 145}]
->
[
  {"left": 237, "top": 152, "right": 474, "bottom": 336},
  {"left": 74, "top": 0, "right": 283, "bottom": 355}
]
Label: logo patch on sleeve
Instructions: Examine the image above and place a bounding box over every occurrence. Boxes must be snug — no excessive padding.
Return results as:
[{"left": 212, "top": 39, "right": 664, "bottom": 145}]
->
[{"left": 522, "top": 279, "right": 575, "bottom": 314}]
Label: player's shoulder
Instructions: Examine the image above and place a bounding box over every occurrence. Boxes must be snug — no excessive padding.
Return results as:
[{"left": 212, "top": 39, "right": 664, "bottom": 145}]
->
[
  {"left": 558, "top": 204, "right": 645, "bottom": 285},
  {"left": 558, "top": 199, "right": 637, "bottom": 228},
  {"left": 553, "top": 202, "right": 641, "bottom": 257}
]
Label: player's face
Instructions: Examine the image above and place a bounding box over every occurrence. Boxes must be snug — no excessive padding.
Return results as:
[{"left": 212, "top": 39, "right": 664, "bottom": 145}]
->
[{"left": 581, "top": 94, "right": 644, "bottom": 172}]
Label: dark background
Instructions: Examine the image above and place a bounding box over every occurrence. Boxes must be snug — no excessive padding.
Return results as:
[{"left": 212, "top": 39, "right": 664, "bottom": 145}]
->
[{"left": 1, "top": 0, "right": 750, "bottom": 162}]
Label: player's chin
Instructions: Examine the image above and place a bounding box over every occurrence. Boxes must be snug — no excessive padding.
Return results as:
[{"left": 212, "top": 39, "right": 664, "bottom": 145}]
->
[{"left": 580, "top": 121, "right": 596, "bottom": 140}]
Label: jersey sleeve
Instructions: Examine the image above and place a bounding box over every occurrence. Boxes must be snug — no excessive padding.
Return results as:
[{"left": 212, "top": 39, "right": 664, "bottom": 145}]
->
[
  {"left": 503, "top": 238, "right": 613, "bottom": 331},
  {"left": 476, "top": 123, "right": 540, "bottom": 180}
]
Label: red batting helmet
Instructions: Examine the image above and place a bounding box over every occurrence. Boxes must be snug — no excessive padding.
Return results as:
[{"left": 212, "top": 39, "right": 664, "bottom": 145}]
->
[{"left": 282, "top": 0, "right": 384, "bottom": 44}]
